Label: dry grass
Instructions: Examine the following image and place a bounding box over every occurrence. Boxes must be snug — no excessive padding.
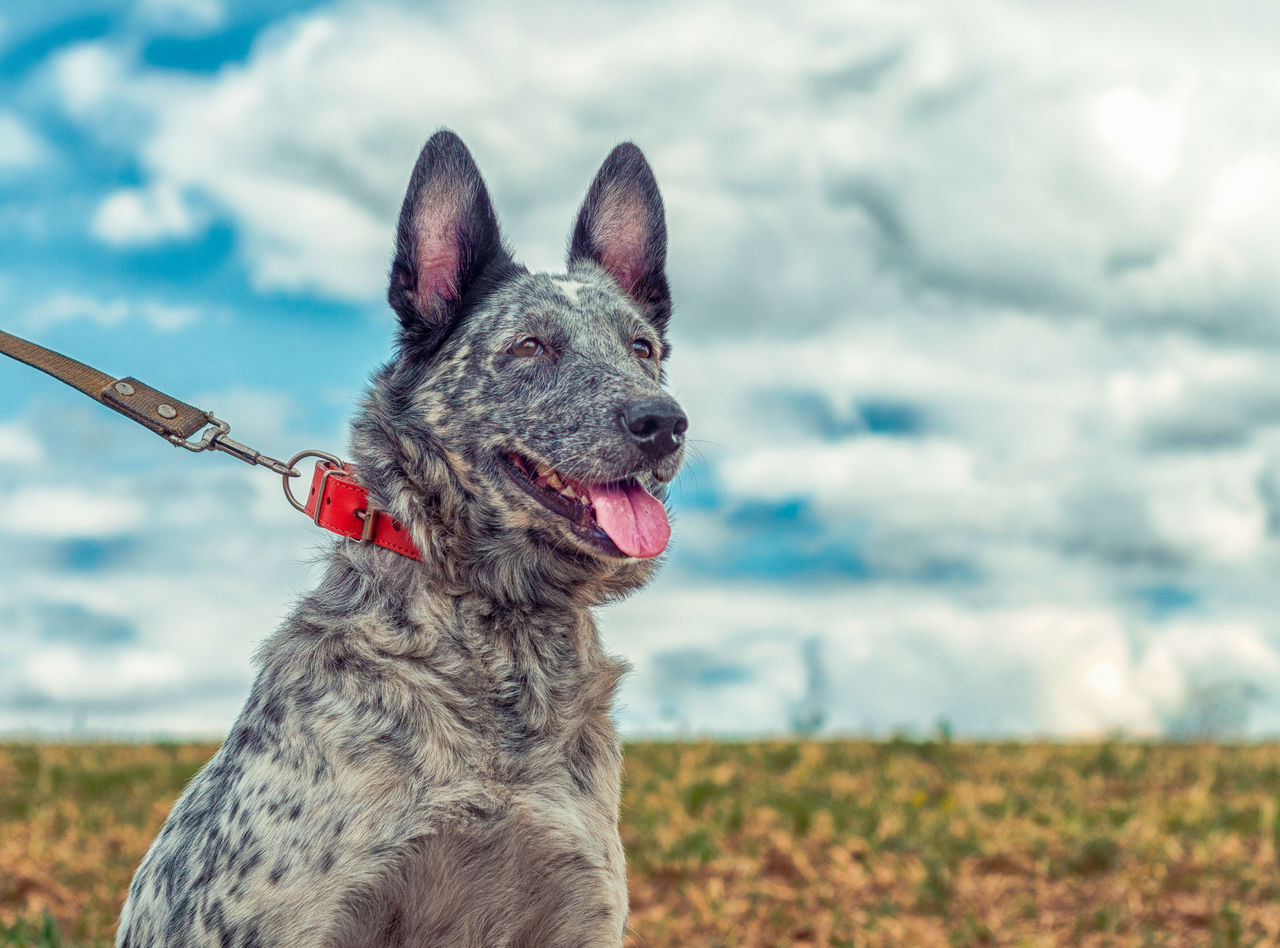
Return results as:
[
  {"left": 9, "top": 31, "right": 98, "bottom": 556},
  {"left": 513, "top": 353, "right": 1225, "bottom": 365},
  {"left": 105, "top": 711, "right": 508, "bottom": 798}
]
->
[{"left": 4, "top": 739, "right": 1280, "bottom": 946}]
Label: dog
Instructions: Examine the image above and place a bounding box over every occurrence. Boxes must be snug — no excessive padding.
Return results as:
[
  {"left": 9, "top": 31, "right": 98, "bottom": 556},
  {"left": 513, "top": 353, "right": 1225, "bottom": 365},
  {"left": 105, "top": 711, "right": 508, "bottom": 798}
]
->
[{"left": 116, "top": 129, "right": 686, "bottom": 947}]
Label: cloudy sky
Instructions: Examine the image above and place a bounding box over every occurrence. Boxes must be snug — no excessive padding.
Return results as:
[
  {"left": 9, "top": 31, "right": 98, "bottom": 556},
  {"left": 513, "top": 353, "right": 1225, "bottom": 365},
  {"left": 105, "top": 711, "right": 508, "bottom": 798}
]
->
[{"left": 2, "top": 0, "right": 1278, "bottom": 739}]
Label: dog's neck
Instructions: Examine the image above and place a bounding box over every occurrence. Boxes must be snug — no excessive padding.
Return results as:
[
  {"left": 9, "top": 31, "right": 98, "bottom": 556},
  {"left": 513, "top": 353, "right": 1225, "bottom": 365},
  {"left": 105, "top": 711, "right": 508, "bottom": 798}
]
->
[{"left": 268, "top": 543, "right": 627, "bottom": 765}]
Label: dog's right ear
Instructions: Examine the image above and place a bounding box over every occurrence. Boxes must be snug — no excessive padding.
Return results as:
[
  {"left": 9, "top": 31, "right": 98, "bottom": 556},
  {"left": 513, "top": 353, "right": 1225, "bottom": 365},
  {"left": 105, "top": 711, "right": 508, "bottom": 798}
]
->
[{"left": 388, "top": 130, "right": 507, "bottom": 348}]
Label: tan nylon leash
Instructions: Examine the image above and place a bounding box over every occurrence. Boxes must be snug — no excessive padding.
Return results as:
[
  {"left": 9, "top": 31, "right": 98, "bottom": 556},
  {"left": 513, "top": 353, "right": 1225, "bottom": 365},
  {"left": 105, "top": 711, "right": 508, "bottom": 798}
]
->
[
  {"left": 0, "top": 328, "right": 426, "bottom": 557},
  {"left": 0, "top": 328, "right": 308, "bottom": 478}
]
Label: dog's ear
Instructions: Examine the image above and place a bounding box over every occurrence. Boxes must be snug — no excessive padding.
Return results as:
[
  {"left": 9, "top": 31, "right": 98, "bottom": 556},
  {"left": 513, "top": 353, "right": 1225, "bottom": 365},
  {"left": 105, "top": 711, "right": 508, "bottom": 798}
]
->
[
  {"left": 388, "top": 130, "right": 508, "bottom": 347},
  {"left": 568, "top": 143, "right": 670, "bottom": 333}
]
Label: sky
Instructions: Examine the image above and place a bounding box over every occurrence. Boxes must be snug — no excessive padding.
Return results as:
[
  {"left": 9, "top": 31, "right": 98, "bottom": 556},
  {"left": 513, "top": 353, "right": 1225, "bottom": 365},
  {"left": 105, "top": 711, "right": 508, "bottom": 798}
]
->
[{"left": 1, "top": 0, "right": 1279, "bottom": 739}]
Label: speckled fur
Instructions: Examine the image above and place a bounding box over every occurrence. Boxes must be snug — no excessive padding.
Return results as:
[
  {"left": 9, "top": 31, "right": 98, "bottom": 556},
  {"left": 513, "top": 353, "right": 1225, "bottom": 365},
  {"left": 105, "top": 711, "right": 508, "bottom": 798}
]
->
[{"left": 116, "top": 130, "right": 684, "bottom": 947}]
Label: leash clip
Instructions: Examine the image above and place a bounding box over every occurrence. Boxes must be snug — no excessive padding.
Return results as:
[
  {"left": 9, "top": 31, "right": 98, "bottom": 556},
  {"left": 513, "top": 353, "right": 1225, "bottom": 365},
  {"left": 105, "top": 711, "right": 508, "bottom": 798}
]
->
[
  {"left": 168, "top": 415, "right": 230, "bottom": 452},
  {"left": 170, "top": 415, "right": 299, "bottom": 478}
]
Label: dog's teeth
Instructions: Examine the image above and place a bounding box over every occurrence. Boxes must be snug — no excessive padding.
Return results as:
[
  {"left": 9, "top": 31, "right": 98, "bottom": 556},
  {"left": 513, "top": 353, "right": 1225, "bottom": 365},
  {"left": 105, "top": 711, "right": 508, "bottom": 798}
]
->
[
  {"left": 547, "top": 472, "right": 563, "bottom": 489},
  {"left": 535, "top": 461, "right": 553, "bottom": 477}
]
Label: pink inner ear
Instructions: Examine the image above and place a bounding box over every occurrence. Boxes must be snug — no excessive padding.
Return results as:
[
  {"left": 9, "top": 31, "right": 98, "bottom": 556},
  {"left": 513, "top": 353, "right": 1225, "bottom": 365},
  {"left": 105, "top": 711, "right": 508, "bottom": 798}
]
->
[
  {"left": 594, "top": 191, "right": 648, "bottom": 295},
  {"left": 414, "top": 196, "right": 463, "bottom": 304}
]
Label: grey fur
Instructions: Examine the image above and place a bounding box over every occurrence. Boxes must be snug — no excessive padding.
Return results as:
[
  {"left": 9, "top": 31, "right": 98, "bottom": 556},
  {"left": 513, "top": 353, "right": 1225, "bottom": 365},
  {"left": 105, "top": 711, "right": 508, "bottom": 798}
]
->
[{"left": 116, "top": 130, "right": 684, "bottom": 947}]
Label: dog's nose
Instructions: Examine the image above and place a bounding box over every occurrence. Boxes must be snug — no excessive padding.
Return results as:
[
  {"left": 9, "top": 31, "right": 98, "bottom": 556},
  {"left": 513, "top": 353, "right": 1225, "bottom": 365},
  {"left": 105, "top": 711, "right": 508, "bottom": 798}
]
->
[{"left": 621, "top": 398, "right": 688, "bottom": 460}]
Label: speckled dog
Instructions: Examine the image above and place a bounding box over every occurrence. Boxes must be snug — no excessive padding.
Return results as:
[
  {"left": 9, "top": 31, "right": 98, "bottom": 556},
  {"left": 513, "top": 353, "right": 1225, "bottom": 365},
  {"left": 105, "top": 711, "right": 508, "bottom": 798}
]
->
[{"left": 116, "top": 130, "right": 686, "bottom": 947}]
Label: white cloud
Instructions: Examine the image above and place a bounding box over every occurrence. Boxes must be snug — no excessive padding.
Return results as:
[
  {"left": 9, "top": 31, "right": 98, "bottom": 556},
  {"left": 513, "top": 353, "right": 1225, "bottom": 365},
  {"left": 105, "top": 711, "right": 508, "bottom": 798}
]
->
[
  {"left": 92, "top": 183, "right": 196, "bottom": 245},
  {"left": 24, "top": 645, "right": 187, "bottom": 702},
  {"left": 668, "top": 314, "right": 1280, "bottom": 585},
  {"left": 46, "top": 0, "right": 1273, "bottom": 338},
  {"left": 136, "top": 0, "right": 225, "bottom": 34},
  {"left": 0, "top": 112, "right": 49, "bottom": 169},
  {"left": 0, "top": 397, "right": 330, "bottom": 737},
  {"left": 0, "top": 485, "right": 145, "bottom": 538},
  {"left": 4, "top": 318, "right": 1280, "bottom": 739},
  {"left": 607, "top": 578, "right": 1280, "bottom": 738},
  {"left": 25, "top": 291, "right": 201, "bottom": 331},
  {"left": 52, "top": 42, "right": 129, "bottom": 118},
  {"left": 0, "top": 423, "right": 43, "bottom": 465},
  {"left": 10, "top": 0, "right": 1280, "bottom": 740},
  {"left": 1096, "top": 89, "right": 1183, "bottom": 181}
]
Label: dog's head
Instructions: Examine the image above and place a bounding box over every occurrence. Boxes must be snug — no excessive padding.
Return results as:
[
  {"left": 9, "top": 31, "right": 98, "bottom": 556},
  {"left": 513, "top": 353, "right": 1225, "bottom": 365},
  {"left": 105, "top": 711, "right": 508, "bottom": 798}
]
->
[{"left": 350, "top": 130, "right": 686, "bottom": 603}]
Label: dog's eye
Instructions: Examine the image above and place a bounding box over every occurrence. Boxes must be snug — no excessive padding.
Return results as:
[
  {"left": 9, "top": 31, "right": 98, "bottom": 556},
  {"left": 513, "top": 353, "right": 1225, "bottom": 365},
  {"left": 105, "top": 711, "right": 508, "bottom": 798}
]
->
[
  {"left": 632, "top": 339, "right": 653, "bottom": 360},
  {"left": 511, "top": 337, "right": 544, "bottom": 358}
]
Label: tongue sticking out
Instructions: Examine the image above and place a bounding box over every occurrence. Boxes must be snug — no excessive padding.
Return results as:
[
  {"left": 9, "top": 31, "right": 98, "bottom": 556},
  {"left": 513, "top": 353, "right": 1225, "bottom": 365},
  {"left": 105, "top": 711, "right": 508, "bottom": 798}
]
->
[{"left": 585, "top": 480, "right": 670, "bottom": 558}]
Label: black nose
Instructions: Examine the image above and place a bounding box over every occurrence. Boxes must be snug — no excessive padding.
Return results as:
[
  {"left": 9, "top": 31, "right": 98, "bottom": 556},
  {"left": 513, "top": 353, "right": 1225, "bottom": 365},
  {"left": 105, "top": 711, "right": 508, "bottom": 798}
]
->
[{"left": 620, "top": 398, "right": 688, "bottom": 460}]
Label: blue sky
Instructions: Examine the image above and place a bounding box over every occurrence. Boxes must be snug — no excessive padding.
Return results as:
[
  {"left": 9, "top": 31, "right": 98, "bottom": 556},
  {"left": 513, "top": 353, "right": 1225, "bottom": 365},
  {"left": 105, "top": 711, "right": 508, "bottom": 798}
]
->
[{"left": 2, "top": 0, "right": 1280, "bottom": 738}]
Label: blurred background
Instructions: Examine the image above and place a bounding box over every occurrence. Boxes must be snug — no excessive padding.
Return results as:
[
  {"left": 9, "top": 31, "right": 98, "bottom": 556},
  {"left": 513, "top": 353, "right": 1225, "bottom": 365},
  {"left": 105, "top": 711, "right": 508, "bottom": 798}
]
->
[{"left": 1, "top": 0, "right": 1277, "bottom": 741}]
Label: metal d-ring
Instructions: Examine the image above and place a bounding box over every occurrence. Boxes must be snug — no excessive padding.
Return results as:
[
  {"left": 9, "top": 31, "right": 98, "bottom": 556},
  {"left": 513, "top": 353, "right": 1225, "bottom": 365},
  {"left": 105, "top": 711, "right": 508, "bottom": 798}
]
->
[{"left": 281, "top": 449, "right": 346, "bottom": 514}]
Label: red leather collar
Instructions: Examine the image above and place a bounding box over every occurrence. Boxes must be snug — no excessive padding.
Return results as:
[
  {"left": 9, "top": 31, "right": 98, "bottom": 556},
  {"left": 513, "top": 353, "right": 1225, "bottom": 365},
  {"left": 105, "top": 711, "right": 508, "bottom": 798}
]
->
[{"left": 302, "top": 461, "right": 422, "bottom": 560}]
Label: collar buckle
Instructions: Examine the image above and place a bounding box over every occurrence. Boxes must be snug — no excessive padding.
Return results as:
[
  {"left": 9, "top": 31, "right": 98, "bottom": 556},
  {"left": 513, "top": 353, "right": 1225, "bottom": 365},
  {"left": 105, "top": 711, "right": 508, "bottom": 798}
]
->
[{"left": 355, "top": 507, "right": 379, "bottom": 543}]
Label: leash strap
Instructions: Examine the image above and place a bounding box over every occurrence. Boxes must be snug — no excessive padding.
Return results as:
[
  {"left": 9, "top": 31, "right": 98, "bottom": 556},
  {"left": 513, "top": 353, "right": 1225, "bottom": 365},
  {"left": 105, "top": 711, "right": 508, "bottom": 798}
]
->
[
  {"left": 0, "top": 329, "right": 211, "bottom": 442},
  {"left": 0, "top": 328, "right": 422, "bottom": 560}
]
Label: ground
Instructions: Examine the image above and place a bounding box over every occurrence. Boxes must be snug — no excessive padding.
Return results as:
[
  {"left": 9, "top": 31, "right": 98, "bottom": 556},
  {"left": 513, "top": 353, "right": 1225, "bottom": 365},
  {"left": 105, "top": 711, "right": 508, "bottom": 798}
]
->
[{"left": 2, "top": 739, "right": 1279, "bottom": 946}]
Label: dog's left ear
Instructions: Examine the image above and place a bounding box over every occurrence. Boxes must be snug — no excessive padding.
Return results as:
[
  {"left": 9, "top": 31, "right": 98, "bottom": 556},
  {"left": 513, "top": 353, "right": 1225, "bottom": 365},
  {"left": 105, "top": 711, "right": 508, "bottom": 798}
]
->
[
  {"left": 568, "top": 143, "right": 671, "bottom": 334},
  {"left": 388, "top": 129, "right": 509, "bottom": 350}
]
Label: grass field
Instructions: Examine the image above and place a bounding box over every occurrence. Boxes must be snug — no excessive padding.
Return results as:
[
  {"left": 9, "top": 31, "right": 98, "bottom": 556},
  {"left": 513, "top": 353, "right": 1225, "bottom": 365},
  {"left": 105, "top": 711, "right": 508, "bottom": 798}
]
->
[{"left": 3, "top": 739, "right": 1280, "bottom": 946}]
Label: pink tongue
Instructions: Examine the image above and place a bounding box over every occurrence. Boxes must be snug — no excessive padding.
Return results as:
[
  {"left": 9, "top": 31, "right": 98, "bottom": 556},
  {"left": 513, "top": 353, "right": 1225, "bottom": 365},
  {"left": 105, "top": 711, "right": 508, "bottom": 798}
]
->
[{"left": 585, "top": 481, "right": 670, "bottom": 558}]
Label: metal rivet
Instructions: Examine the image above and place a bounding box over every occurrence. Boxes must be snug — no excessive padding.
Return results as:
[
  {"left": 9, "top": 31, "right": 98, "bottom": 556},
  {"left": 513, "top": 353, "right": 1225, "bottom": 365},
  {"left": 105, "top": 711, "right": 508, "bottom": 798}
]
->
[
  {"left": 157, "top": 404, "right": 178, "bottom": 419},
  {"left": 114, "top": 381, "right": 135, "bottom": 396}
]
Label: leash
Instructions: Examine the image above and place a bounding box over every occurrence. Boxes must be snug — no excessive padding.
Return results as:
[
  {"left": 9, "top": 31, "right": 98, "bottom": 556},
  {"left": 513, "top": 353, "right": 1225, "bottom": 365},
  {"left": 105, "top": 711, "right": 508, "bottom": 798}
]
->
[{"left": 0, "top": 329, "right": 421, "bottom": 560}]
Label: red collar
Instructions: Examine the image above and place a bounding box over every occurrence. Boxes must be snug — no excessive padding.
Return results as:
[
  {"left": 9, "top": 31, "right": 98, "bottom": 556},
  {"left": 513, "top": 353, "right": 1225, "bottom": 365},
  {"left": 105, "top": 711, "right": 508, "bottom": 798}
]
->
[{"left": 302, "top": 461, "right": 422, "bottom": 560}]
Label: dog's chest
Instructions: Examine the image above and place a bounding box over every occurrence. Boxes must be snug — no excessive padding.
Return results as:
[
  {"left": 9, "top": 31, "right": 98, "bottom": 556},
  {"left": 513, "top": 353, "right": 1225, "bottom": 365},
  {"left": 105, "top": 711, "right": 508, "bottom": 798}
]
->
[
  {"left": 381, "top": 633, "right": 629, "bottom": 944},
  {"left": 350, "top": 769, "right": 628, "bottom": 947}
]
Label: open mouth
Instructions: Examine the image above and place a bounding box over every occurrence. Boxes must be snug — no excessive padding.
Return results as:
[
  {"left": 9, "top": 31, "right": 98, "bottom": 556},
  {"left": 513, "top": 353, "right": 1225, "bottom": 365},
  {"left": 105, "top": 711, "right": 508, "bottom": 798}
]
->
[{"left": 502, "top": 452, "right": 670, "bottom": 559}]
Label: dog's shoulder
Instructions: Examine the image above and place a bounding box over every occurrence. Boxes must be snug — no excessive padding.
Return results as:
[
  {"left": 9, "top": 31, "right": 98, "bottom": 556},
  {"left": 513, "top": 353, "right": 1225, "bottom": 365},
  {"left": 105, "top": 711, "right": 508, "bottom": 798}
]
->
[{"left": 117, "top": 630, "right": 498, "bottom": 947}]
